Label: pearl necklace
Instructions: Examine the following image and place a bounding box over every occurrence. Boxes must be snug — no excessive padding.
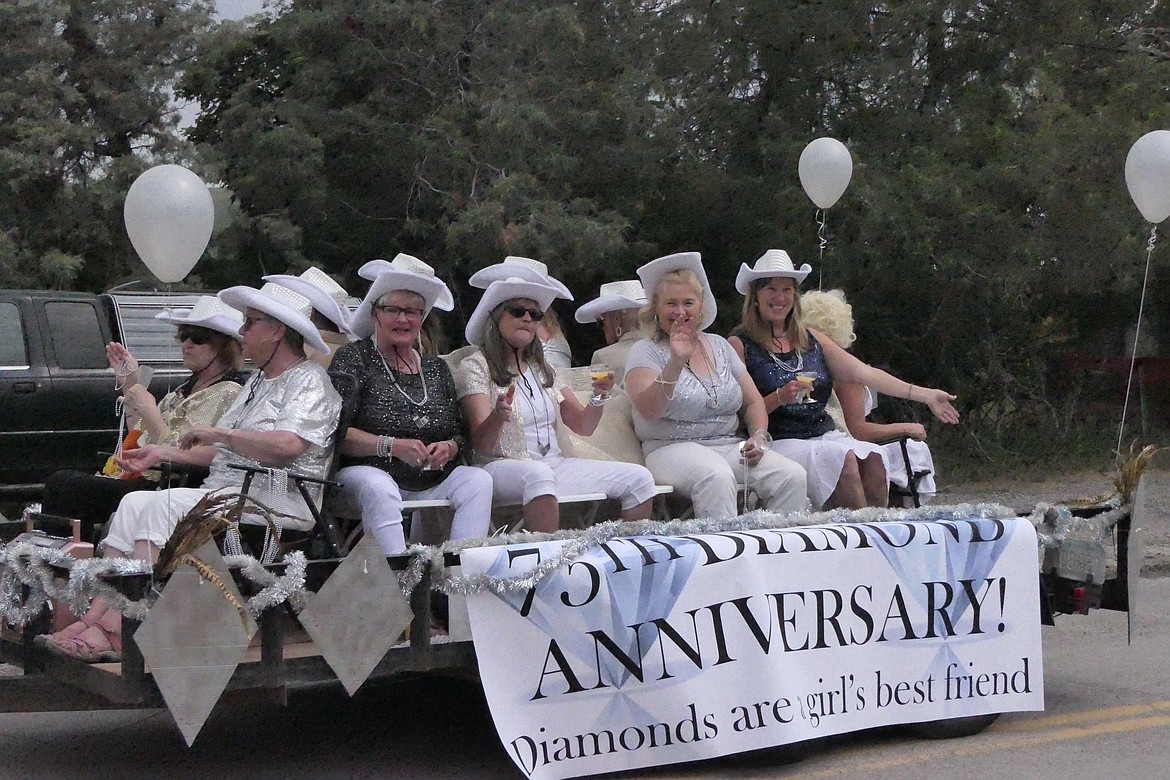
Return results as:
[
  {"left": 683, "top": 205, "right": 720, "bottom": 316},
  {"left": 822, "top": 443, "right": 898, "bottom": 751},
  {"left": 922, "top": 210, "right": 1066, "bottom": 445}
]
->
[{"left": 376, "top": 346, "right": 431, "bottom": 427}]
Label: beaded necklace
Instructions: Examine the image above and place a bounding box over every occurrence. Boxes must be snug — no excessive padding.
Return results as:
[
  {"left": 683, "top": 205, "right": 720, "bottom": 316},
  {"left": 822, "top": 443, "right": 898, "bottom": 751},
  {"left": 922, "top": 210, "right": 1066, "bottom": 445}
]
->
[{"left": 376, "top": 345, "right": 431, "bottom": 428}]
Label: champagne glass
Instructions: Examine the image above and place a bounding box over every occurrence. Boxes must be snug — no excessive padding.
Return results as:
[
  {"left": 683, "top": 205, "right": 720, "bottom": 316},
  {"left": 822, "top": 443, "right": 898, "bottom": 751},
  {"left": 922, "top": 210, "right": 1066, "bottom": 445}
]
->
[
  {"left": 589, "top": 362, "right": 613, "bottom": 403},
  {"left": 795, "top": 371, "right": 817, "bottom": 404}
]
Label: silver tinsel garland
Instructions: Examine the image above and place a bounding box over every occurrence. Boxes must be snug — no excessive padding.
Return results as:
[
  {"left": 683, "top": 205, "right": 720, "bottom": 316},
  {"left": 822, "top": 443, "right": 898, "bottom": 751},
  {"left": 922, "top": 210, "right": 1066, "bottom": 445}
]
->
[
  {"left": 0, "top": 542, "right": 309, "bottom": 628},
  {"left": 3, "top": 500, "right": 1128, "bottom": 628}
]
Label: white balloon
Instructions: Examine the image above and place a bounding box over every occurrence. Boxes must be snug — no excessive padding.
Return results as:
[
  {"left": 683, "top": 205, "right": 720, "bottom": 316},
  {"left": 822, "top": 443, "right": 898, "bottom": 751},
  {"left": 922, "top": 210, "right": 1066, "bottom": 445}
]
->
[
  {"left": 1125, "top": 130, "right": 1170, "bottom": 224},
  {"left": 798, "top": 137, "right": 853, "bottom": 209},
  {"left": 123, "top": 165, "right": 215, "bottom": 283}
]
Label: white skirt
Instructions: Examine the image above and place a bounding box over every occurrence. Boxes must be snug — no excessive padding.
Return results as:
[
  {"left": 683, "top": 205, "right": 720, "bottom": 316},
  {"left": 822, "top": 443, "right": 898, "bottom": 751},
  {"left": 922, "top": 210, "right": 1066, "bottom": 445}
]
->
[{"left": 771, "top": 431, "right": 886, "bottom": 510}]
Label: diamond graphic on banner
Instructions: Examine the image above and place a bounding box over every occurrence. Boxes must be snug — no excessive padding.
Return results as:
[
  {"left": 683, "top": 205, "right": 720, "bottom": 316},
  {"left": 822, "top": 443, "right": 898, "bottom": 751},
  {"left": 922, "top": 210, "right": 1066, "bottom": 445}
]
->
[
  {"left": 297, "top": 536, "right": 411, "bottom": 695},
  {"left": 482, "top": 536, "right": 700, "bottom": 690},
  {"left": 134, "top": 541, "right": 257, "bottom": 746}
]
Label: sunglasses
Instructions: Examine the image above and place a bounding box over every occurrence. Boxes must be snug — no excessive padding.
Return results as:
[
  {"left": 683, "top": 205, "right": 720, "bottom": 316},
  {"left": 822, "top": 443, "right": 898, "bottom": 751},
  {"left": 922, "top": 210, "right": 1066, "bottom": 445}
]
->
[
  {"left": 375, "top": 304, "right": 425, "bottom": 320},
  {"left": 175, "top": 327, "right": 215, "bottom": 345},
  {"left": 503, "top": 305, "right": 545, "bottom": 321}
]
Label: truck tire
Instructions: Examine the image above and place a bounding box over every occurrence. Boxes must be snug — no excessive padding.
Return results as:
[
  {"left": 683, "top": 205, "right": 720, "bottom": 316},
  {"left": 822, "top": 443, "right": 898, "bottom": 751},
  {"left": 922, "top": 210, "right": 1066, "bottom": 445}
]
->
[{"left": 907, "top": 713, "right": 1000, "bottom": 739}]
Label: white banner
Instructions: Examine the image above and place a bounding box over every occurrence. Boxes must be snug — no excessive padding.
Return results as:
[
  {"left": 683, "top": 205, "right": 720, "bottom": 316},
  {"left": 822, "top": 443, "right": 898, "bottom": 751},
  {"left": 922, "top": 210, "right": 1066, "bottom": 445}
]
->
[{"left": 462, "top": 518, "right": 1043, "bottom": 779}]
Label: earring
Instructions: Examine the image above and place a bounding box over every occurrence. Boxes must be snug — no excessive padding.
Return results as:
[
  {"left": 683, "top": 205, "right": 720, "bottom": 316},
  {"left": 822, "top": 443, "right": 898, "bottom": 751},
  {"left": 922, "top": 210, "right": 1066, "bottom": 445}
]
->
[{"left": 614, "top": 324, "right": 623, "bottom": 339}]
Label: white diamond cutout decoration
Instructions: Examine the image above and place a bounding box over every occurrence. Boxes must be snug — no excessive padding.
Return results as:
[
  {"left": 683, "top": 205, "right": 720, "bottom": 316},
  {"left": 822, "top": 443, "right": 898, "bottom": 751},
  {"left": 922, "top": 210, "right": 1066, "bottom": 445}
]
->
[
  {"left": 134, "top": 541, "right": 257, "bottom": 746},
  {"left": 297, "top": 535, "right": 412, "bottom": 696}
]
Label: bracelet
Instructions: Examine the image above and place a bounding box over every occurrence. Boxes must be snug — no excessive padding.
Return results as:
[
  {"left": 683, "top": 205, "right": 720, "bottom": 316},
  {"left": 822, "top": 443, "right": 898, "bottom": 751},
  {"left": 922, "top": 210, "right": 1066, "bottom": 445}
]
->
[
  {"left": 654, "top": 374, "right": 678, "bottom": 386},
  {"left": 376, "top": 435, "right": 394, "bottom": 459},
  {"left": 588, "top": 392, "right": 607, "bottom": 407},
  {"left": 907, "top": 383, "right": 915, "bottom": 402},
  {"left": 227, "top": 430, "right": 235, "bottom": 452}
]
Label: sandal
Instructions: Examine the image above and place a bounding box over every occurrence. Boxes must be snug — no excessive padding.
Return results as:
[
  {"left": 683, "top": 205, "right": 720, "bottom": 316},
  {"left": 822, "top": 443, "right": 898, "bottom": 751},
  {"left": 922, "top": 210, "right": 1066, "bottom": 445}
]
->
[
  {"left": 38, "top": 624, "right": 121, "bottom": 663},
  {"left": 34, "top": 601, "right": 114, "bottom": 651}
]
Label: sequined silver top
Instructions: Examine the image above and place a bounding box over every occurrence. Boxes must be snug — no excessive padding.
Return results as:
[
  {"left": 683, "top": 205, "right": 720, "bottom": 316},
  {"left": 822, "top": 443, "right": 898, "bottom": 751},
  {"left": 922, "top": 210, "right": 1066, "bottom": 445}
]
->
[
  {"left": 625, "top": 335, "right": 746, "bottom": 455},
  {"left": 203, "top": 360, "right": 342, "bottom": 529},
  {"left": 455, "top": 351, "right": 577, "bottom": 463},
  {"left": 329, "top": 338, "right": 468, "bottom": 492}
]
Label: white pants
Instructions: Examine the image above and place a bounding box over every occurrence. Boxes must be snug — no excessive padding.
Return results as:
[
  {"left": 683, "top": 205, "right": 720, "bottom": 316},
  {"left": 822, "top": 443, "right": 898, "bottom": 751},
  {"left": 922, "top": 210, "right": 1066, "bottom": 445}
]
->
[
  {"left": 101, "top": 485, "right": 312, "bottom": 556},
  {"left": 482, "top": 456, "right": 658, "bottom": 510},
  {"left": 102, "top": 487, "right": 210, "bottom": 555},
  {"left": 645, "top": 441, "right": 808, "bottom": 519},
  {"left": 332, "top": 465, "right": 494, "bottom": 555}
]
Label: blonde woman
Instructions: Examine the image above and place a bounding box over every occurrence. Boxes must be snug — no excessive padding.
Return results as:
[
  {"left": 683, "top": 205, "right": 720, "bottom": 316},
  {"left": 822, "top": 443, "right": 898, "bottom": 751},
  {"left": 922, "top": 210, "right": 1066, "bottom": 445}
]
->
[
  {"left": 728, "top": 250, "right": 957, "bottom": 510},
  {"left": 624, "top": 252, "right": 807, "bottom": 519},
  {"left": 801, "top": 290, "right": 938, "bottom": 505}
]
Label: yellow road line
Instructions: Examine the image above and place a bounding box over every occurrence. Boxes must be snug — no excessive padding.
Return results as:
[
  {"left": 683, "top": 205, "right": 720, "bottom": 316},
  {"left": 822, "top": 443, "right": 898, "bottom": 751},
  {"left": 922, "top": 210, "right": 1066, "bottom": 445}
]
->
[
  {"left": 999, "top": 700, "right": 1170, "bottom": 731},
  {"left": 801, "top": 709, "right": 1170, "bottom": 779}
]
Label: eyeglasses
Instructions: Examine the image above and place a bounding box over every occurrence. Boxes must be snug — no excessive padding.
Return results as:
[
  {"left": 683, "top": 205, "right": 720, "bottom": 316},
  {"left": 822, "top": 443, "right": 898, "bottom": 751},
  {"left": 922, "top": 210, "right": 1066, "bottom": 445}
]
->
[
  {"left": 242, "top": 315, "right": 275, "bottom": 331},
  {"left": 175, "top": 327, "right": 214, "bottom": 345},
  {"left": 374, "top": 304, "right": 425, "bottom": 320},
  {"left": 503, "top": 305, "right": 545, "bottom": 321}
]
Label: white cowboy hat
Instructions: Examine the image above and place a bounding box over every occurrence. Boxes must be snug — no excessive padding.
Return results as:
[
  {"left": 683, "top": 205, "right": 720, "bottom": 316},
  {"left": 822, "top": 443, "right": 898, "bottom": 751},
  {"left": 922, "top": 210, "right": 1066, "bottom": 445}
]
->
[
  {"left": 358, "top": 253, "right": 455, "bottom": 310},
  {"left": 263, "top": 267, "right": 354, "bottom": 336},
  {"left": 734, "top": 249, "right": 813, "bottom": 294},
  {"left": 636, "top": 251, "right": 718, "bottom": 330},
  {"left": 218, "top": 282, "right": 330, "bottom": 355},
  {"left": 465, "top": 277, "right": 560, "bottom": 347},
  {"left": 349, "top": 264, "right": 454, "bottom": 340},
  {"left": 468, "top": 256, "right": 573, "bottom": 300},
  {"left": 573, "top": 279, "right": 648, "bottom": 324},
  {"left": 154, "top": 295, "right": 244, "bottom": 341}
]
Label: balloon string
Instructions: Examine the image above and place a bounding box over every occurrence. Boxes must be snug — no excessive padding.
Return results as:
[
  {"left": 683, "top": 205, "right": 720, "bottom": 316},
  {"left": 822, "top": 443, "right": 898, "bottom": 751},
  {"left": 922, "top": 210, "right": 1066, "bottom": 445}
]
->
[
  {"left": 816, "top": 208, "right": 828, "bottom": 290},
  {"left": 1116, "top": 224, "right": 1157, "bottom": 458}
]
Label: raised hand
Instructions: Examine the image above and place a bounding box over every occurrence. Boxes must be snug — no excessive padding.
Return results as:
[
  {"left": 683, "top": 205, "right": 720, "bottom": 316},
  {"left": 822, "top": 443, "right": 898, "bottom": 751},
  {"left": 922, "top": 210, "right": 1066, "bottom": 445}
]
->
[
  {"left": 668, "top": 313, "right": 700, "bottom": 363},
  {"left": 494, "top": 384, "right": 516, "bottom": 421}
]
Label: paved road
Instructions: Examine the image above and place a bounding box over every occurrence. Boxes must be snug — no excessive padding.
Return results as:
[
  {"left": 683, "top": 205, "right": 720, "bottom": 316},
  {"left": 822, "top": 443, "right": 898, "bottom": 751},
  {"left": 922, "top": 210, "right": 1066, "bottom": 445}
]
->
[{"left": 3, "top": 577, "right": 1168, "bottom": 779}]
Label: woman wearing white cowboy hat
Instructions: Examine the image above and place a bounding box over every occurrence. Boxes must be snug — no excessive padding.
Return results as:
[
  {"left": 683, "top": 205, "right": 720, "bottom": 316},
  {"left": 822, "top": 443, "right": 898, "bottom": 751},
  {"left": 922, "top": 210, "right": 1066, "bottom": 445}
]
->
[
  {"left": 39, "top": 296, "right": 247, "bottom": 559},
  {"left": 728, "top": 249, "right": 957, "bottom": 510},
  {"left": 625, "top": 252, "right": 808, "bottom": 519},
  {"left": 105, "top": 282, "right": 342, "bottom": 555},
  {"left": 456, "top": 277, "right": 658, "bottom": 532},
  {"left": 470, "top": 256, "right": 575, "bottom": 369},
  {"left": 37, "top": 285, "right": 343, "bottom": 663},
  {"left": 799, "top": 289, "right": 938, "bottom": 506},
  {"left": 574, "top": 279, "right": 646, "bottom": 384},
  {"left": 264, "top": 266, "right": 356, "bottom": 367},
  {"left": 327, "top": 266, "right": 492, "bottom": 555}
]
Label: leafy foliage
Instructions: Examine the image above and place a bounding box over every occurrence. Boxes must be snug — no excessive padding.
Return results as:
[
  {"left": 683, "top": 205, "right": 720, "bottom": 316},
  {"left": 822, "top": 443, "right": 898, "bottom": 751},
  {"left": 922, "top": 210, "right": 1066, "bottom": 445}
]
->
[
  {"left": 9, "top": 1, "right": 1170, "bottom": 470},
  {"left": 0, "top": 0, "right": 215, "bottom": 291}
]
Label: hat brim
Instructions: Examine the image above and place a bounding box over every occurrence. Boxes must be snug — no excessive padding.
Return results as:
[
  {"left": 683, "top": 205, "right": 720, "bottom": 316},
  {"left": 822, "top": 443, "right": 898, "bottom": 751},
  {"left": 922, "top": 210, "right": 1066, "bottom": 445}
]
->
[
  {"left": 636, "top": 252, "right": 717, "bottom": 330},
  {"left": 350, "top": 269, "right": 452, "bottom": 340},
  {"left": 734, "top": 263, "right": 813, "bottom": 294},
  {"left": 469, "top": 264, "right": 573, "bottom": 300},
  {"left": 218, "top": 286, "right": 330, "bottom": 355},
  {"left": 154, "top": 310, "right": 244, "bottom": 341},
  {"left": 574, "top": 294, "right": 646, "bottom": 324},
  {"left": 465, "top": 279, "right": 561, "bottom": 347},
  {"left": 264, "top": 274, "right": 354, "bottom": 335}
]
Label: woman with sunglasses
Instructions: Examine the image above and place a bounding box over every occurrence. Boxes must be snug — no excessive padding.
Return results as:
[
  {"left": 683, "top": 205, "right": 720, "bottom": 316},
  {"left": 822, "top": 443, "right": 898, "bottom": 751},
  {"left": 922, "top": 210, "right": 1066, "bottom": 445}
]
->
[
  {"left": 458, "top": 278, "right": 658, "bottom": 533},
  {"left": 36, "top": 284, "right": 342, "bottom": 663},
  {"left": 327, "top": 263, "right": 493, "bottom": 555},
  {"left": 39, "top": 296, "right": 246, "bottom": 538}
]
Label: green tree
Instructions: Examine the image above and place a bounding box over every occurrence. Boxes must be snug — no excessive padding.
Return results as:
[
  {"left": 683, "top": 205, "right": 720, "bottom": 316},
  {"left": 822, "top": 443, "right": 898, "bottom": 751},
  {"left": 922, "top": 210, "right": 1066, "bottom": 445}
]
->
[{"left": 0, "top": 0, "right": 215, "bottom": 291}]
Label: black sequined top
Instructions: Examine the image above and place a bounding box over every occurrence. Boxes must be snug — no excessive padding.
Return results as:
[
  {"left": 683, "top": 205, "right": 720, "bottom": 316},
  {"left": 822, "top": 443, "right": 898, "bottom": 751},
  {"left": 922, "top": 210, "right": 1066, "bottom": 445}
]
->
[{"left": 330, "top": 339, "right": 468, "bottom": 492}]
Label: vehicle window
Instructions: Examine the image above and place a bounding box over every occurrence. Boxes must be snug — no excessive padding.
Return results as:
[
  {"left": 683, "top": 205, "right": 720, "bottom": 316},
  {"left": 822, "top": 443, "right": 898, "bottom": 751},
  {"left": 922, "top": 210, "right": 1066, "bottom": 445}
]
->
[
  {"left": 0, "top": 302, "right": 29, "bottom": 368},
  {"left": 45, "top": 301, "right": 108, "bottom": 369}
]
